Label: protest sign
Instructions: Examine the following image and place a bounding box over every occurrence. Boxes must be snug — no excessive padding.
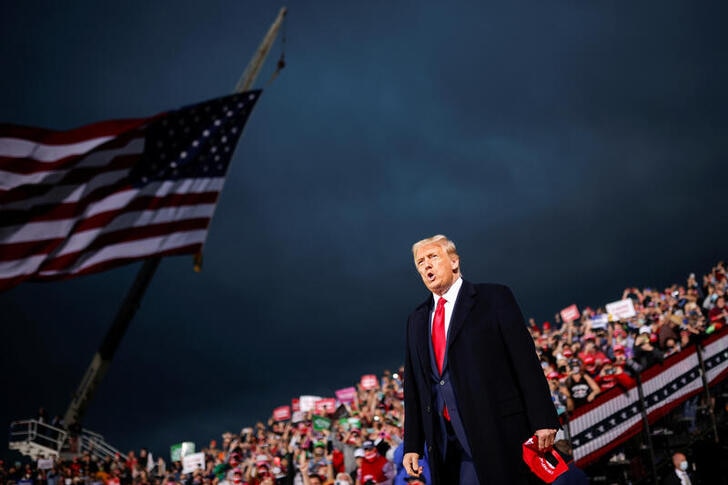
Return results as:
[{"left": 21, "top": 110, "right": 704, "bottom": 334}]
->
[
  {"left": 314, "top": 398, "right": 337, "bottom": 415},
  {"left": 590, "top": 314, "right": 609, "bottom": 330},
  {"left": 606, "top": 299, "right": 636, "bottom": 320},
  {"left": 299, "top": 395, "right": 322, "bottom": 412},
  {"left": 560, "top": 304, "right": 580, "bottom": 322},
  {"left": 182, "top": 452, "right": 205, "bottom": 474},
  {"left": 273, "top": 405, "right": 291, "bottom": 421},
  {"left": 312, "top": 415, "right": 332, "bottom": 431},
  {"left": 170, "top": 442, "right": 195, "bottom": 462},
  {"left": 360, "top": 374, "right": 378, "bottom": 390},
  {"left": 335, "top": 386, "right": 357, "bottom": 404}
]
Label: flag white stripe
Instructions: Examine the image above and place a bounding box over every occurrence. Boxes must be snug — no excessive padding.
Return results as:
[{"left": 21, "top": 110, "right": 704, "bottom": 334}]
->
[
  {"left": 83, "top": 177, "right": 223, "bottom": 219},
  {"left": 38, "top": 229, "right": 209, "bottom": 276},
  {"left": 2, "top": 169, "right": 130, "bottom": 210},
  {"left": 705, "top": 334, "right": 728, "bottom": 383},
  {"left": 0, "top": 135, "right": 115, "bottom": 162},
  {"left": 0, "top": 227, "right": 209, "bottom": 280},
  {"left": 2, "top": 170, "right": 224, "bottom": 214},
  {"left": 54, "top": 204, "right": 216, "bottom": 256},
  {"left": 2, "top": 202, "right": 216, "bottom": 245},
  {"left": 0, "top": 255, "right": 47, "bottom": 281},
  {"left": 0, "top": 138, "right": 144, "bottom": 190}
]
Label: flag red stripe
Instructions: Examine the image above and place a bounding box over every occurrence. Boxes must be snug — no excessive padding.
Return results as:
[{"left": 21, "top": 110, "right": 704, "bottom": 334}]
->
[
  {"left": 0, "top": 118, "right": 151, "bottom": 145},
  {"left": 60, "top": 243, "right": 202, "bottom": 278},
  {"left": 36, "top": 218, "right": 211, "bottom": 272},
  {"left": 1, "top": 211, "right": 214, "bottom": 262},
  {"left": 0, "top": 243, "right": 202, "bottom": 291},
  {"left": 0, "top": 133, "right": 143, "bottom": 174}
]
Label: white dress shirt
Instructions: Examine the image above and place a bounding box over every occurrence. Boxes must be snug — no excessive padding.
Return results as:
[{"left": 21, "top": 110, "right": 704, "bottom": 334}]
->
[
  {"left": 429, "top": 277, "right": 463, "bottom": 337},
  {"left": 675, "top": 469, "right": 691, "bottom": 485}
]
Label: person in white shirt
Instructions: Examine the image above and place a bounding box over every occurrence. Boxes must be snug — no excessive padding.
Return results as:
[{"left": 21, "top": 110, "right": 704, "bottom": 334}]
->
[{"left": 662, "top": 452, "right": 692, "bottom": 485}]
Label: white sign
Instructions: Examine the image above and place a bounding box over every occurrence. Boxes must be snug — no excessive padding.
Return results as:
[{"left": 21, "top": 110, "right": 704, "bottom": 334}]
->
[
  {"left": 606, "top": 299, "right": 636, "bottom": 320},
  {"left": 37, "top": 458, "right": 54, "bottom": 470},
  {"left": 299, "top": 395, "right": 322, "bottom": 412},
  {"left": 182, "top": 452, "right": 205, "bottom": 474},
  {"left": 590, "top": 314, "right": 609, "bottom": 330}
]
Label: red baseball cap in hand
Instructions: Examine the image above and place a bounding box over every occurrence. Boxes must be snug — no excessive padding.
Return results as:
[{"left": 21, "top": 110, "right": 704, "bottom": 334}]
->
[{"left": 522, "top": 435, "right": 568, "bottom": 483}]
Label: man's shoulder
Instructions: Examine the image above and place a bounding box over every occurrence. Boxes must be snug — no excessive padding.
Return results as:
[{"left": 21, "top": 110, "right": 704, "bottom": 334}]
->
[
  {"left": 470, "top": 281, "right": 510, "bottom": 292},
  {"left": 468, "top": 281, "right": 513, "bottom": 300}
]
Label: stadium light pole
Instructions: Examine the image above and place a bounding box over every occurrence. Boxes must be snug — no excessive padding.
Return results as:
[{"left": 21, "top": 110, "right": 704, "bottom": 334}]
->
[{"left": 63, "top": 6, "right": 287, "bottom": 432}]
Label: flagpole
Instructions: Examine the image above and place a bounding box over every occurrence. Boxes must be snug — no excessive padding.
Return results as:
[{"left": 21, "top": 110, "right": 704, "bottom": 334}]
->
[
  {"left": 195, "top": 5, "right": 286, "bottom": 272},
  {"left": 62, "top": 7, "right": 287, "bottom": 433},
  {"left": 236, "top": 7, "right": 287, "bottom": 93}
]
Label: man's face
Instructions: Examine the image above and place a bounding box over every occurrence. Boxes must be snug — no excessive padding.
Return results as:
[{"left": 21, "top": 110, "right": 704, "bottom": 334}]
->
[{"left": 414, "top": 243, "right": 459, "bottom": 296}]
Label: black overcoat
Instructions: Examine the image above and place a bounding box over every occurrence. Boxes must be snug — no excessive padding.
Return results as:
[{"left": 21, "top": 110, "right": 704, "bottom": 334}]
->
[{"left": 403, "top": 281, "right": 560, "bottom": 484}]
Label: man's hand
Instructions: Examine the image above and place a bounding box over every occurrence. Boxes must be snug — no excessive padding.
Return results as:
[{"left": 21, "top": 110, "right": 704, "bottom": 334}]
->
[
  {"left": 534, "top": 428, "right": 557, "bottom": 451},
  {"left": 402, "top": 452, "right": 423, "bottom": 477}
]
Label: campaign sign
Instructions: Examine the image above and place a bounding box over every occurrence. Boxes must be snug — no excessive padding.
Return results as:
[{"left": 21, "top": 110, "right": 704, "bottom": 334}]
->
[
  {"left": 312, "top": 415, "right": 332, "bottom": 431},
  {"left": 314, "top": 398, "right": 337, "bottom": 415},
  {"left": 273, "top": 405, "right": 291, "bottom": 422},
  {"left": 606, "top": 299, "right": 636, "bottom": 321},
  {"left": 170, "top": 442, "right": 195, "bottom": 462},
  {"left": 182, "top": 452, "right": 205, "bottom": 474},
  {"left": 291, "top": 411, "right": 305, "bottom": 424},
  {"left": 590, "top": 314, "right": 609, "bottom": 330},
  {"left": 299, "top": 395, "right": 322, "bottom": 412},
  {"left": 335, "top": 386, "right": 357, "bottom": 404},
  {"left": 291, "top": 398, "right": 300, "bottom": 412},
  {"left": 37, "top": 459, "right": 53, "bottom": 470},
  {"left": 360, "top": 374, "right": 378, "bottom": 390},
  {"left": 560, "top": 304, "right": 580, "bottom": 323}
]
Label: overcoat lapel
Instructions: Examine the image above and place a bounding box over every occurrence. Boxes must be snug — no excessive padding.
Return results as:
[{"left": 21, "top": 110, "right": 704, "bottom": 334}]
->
[{"left": 446, "top": 280, "right": 477, "bottom": 355}]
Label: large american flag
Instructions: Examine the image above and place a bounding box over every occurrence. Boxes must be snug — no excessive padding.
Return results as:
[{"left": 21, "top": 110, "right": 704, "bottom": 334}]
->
[{"left": 0, "top": 90, "right": 261, "bottom": 291}]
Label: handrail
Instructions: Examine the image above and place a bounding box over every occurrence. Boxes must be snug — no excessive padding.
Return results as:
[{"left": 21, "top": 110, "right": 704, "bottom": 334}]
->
[
  {"left": 9, "top": 419, "right": 68, "bottom": 458},
  {"left": 8, "top": 419, "right": 121, "bottom": 461}
]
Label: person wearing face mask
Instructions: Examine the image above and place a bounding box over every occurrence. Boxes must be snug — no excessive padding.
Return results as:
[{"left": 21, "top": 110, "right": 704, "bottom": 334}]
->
[{"left": 662, "top": 452, "right": 693, "bottom": 485}]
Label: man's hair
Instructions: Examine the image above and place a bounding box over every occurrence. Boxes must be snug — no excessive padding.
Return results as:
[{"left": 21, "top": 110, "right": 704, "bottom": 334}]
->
[
  {"left": 553, "top": 439, "right": 572, "bottom": 459},
  {"left": 411, "top": 234, "right": 459, "bottom": 260}
]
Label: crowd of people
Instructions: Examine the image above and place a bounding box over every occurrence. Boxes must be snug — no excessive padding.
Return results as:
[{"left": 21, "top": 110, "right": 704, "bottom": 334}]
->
[
  {"left": 536, "top": 261, "right": 727, "bottom": 418},
  {"left": 3, "top": 262, "right": 726, "bottom": 485}
]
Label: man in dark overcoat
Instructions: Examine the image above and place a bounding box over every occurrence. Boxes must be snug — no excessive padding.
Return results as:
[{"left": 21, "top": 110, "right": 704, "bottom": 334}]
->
[{"left": 403, "top": 235, "right": 560, "bottom": 484}]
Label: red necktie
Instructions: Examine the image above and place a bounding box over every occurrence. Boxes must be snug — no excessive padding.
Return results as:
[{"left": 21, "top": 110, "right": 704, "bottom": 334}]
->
[
  {"left": 432, "top": 297, "right": 450, "bottom": 420},
  {"left": 432, "top": 297, "right": 447, "bottom": 374}
]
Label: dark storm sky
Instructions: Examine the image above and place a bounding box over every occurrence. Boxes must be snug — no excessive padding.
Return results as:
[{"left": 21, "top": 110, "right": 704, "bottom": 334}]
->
[{"left": 1, "top": 0, "right": 726, "bottom": 458}]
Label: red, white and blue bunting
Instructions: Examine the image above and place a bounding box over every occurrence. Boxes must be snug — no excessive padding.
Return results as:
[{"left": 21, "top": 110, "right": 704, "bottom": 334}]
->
[{"left": 569, "top": 328, "right": 728, "bottom": 467}]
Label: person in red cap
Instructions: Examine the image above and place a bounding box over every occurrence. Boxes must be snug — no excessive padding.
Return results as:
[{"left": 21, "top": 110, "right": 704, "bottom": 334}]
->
[
  {"left": 564, "top": 361, "right": 601, "bottom": 410},
  {"left": 359, "top": 441, "right": 393, "bottom": 484},
  {"left": 403, "top": 235, "right": 559, "bottom": 485}
]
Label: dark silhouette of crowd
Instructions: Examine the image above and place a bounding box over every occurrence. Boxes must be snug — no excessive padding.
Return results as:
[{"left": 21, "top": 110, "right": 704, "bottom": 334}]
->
[{"left": 3, "top": 262, "right": 726, "bottom": 485}]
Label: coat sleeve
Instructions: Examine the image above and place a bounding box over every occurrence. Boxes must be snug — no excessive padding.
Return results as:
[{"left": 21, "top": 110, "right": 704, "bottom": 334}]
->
[
  {"left": 496, "top": 285, "right": 560, "bottom": 431},
  {"left": 403, "top": 316, "right": 426, "bottom": 456}
]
